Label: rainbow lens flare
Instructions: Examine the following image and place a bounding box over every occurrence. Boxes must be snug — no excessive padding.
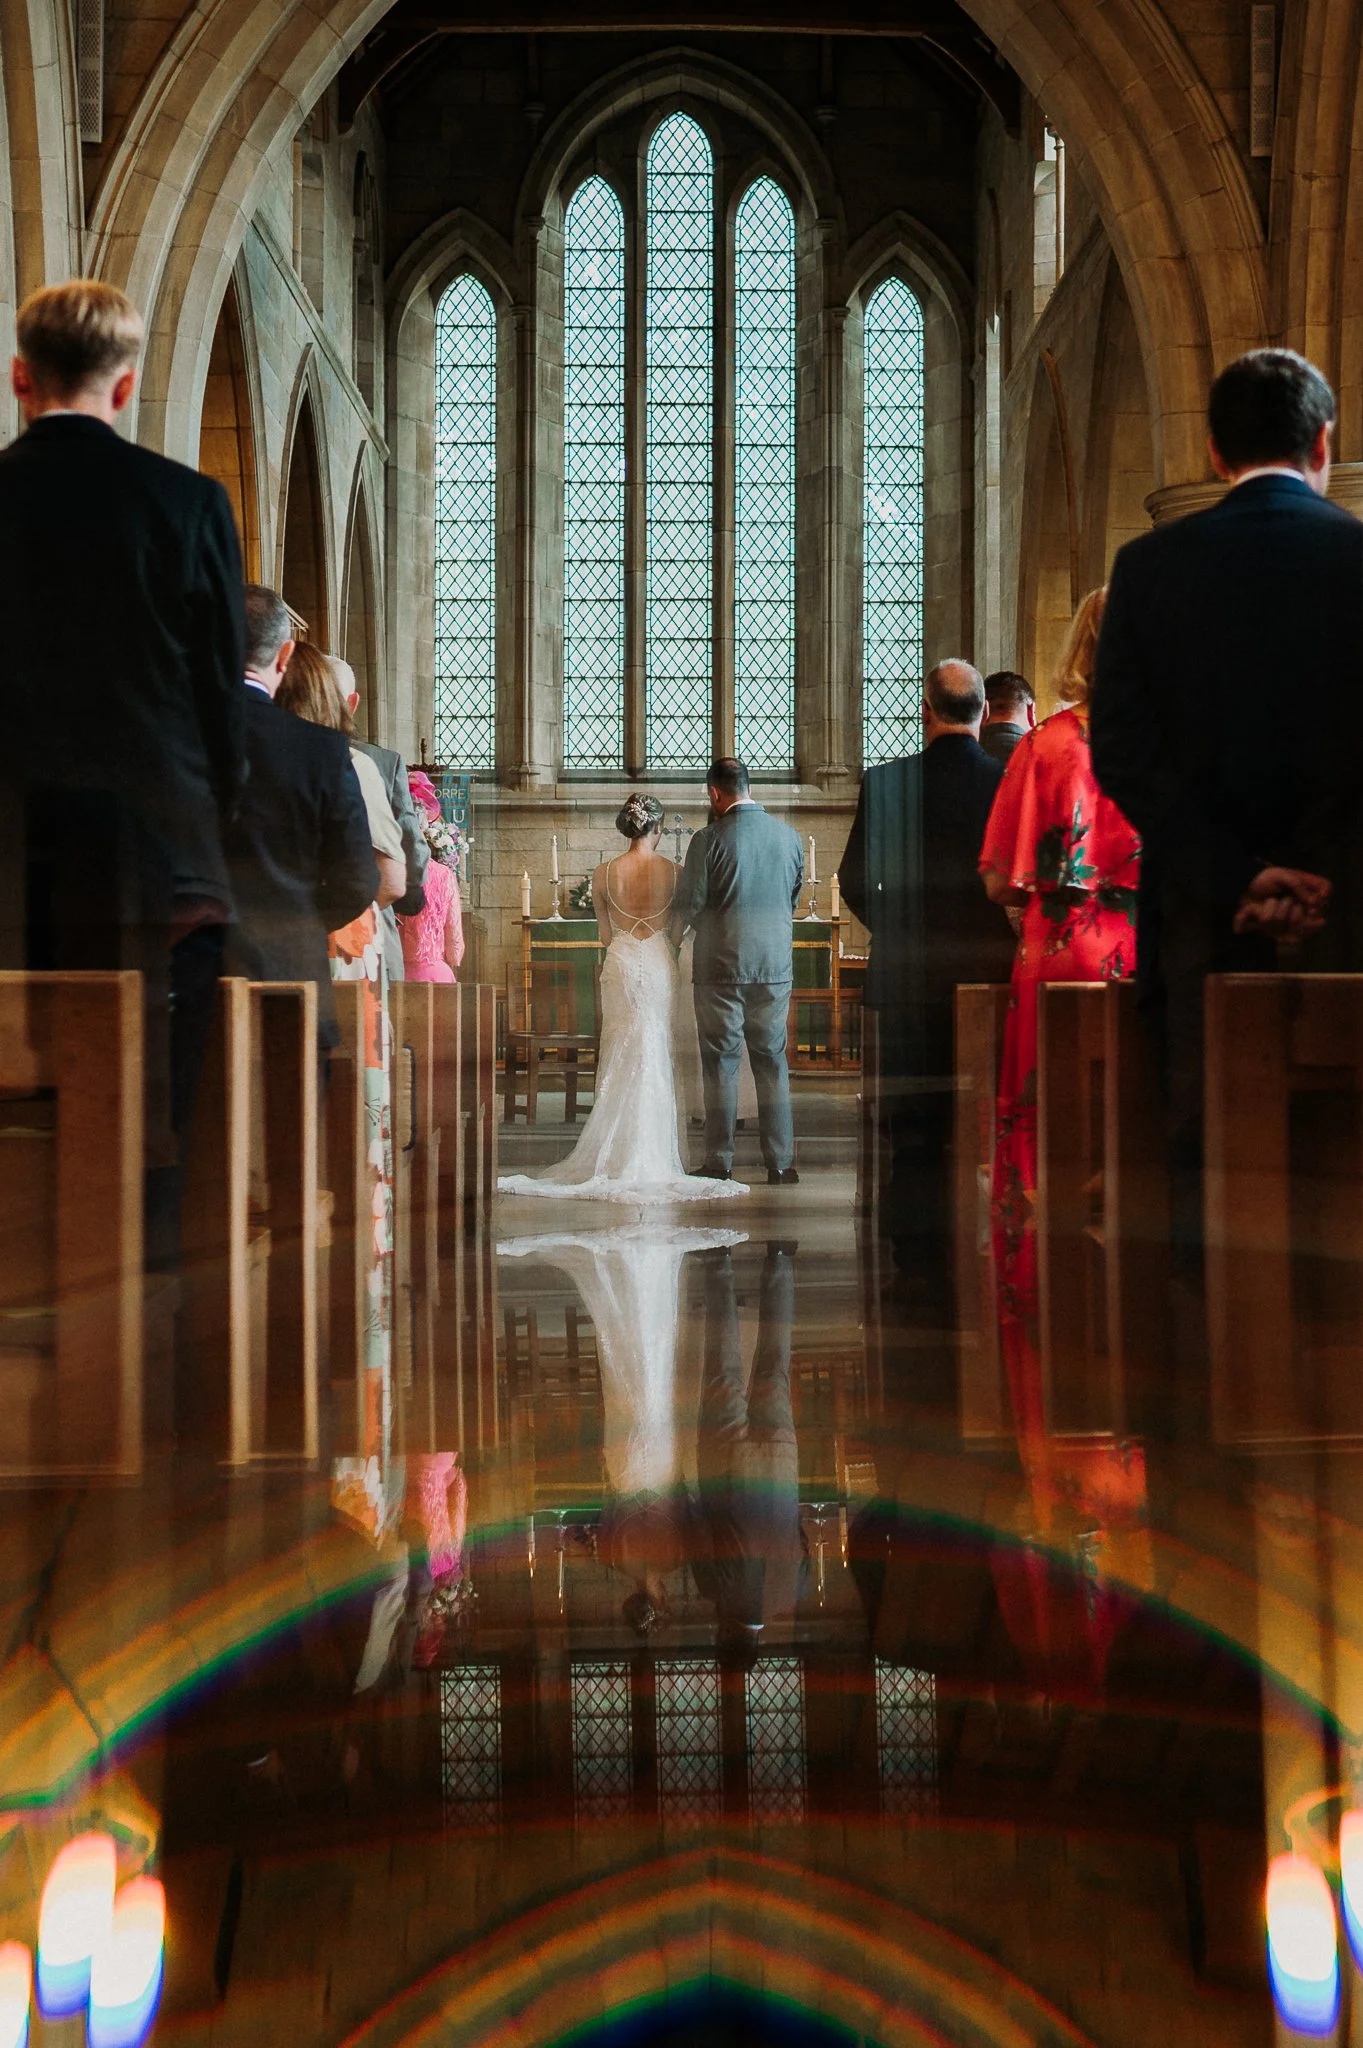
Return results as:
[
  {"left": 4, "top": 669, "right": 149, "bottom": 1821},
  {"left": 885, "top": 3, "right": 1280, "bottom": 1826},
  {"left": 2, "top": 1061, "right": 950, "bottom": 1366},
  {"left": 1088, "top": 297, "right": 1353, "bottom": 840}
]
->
[
  {"left": 87, "top": 1876, "right": 165, "bottom": 2048},
  {"left": 1267, "top": 1850, "right": 1340, "bottom": 2037},
  {"left": 36, "top": 1832, "right": 116, "bottom": 2017},
  {"left": 1339, "top": 1808, "right": 1363, "bottom": 1969},
  {"left": 0, "top": 1943, "right": 31, "bottom": 2048}
]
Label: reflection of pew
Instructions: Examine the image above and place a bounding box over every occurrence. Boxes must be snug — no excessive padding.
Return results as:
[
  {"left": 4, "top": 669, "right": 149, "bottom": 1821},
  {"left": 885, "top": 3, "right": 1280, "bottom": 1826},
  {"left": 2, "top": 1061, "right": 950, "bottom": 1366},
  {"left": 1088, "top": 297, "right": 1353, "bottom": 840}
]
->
[
  {"left": 325, "top": 982, "right": 368, "bottom": 1386},
  {"left": 1036, "top": 981, "right": 1167, "bottom": 1434},
  {"left": 856, "top": 1010, "right": 886, "bottom": 1219},
  {"left": 464, "top": 984, "right": 497, "bottom": 1208},
  {"left": 0, "top": 972, "right": 143, "bottom": 1478},
  {"left": 182, "top": 979, "right": 319, "bottom": 1468},
  {"left": 953, "top": 984, "right": 1011, "bottom": 1440},
  {"left": 1206, "top": 975, "right": 1363, "bottom": 1442}
]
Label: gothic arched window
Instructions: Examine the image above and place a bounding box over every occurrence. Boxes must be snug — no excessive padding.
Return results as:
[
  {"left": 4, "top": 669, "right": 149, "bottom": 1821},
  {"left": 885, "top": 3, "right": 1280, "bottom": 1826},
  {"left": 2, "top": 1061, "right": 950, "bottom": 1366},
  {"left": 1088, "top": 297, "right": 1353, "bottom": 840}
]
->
[
  {"left": 563, "top": 178, "right": 627, "bottom": 771},
  {"left": 733, "top": 177, "right": 796, "bottom": 772},
  {"left": 645, "top": 113, "right": 715, "bottom": 771},
  {"left": 862, "top": 276, "right": 925, "bottom": 765},
  {"left": 434, "top": 274, "right": 498, "bottom": 771}
]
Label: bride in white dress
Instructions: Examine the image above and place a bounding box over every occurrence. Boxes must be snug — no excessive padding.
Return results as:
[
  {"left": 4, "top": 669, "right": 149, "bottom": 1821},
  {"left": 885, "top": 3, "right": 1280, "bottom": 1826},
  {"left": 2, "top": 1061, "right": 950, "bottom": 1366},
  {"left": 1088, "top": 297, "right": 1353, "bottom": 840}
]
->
[{"left": 497, "top": 794, "right": 747, "bottom": 1204}]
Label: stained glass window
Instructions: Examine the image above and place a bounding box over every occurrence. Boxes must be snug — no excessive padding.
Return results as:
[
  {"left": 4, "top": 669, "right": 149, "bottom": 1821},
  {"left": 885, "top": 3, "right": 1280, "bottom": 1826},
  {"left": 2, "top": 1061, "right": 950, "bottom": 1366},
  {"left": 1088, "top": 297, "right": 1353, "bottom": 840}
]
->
[
  {"left": 645, "top": 113, "right": 714, "bottom": 770},
  {"left": 862, "top": 277, "right": 925, "bottom": 765},
  {"left": 734, "top": 178, "right": 796, "bottom": 771},
  {"left": 571, "top": 1659, "right": 633, "bottom": 1821},
  {"left": 874, "top": 1658, "right": 937, "bottom": 1818},
  {"left": 746, "top": 1655, "right": 805, "bottom": 1821},
  {"left": 656, "top": 1656, "right": 723, "bottom": 1826},
  {"left": 434, "top": 274, "right": 497, "bottom": 770},
  {"left": 563, "top": 179, "right": 626, "bottom": 770},
  {"left": 440, "top": 1664, "right": 501, "bottom": 1828}
]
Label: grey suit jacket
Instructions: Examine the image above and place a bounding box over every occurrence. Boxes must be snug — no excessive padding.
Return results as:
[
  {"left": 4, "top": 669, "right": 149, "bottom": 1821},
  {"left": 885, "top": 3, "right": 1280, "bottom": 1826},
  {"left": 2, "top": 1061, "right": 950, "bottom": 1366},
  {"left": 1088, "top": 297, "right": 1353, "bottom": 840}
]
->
[
  {"left": 672, "top": 802, "right": 804, "bottom": 985},
  {"left": 351, "top": 738, "right": 430, "bottom": 983}
]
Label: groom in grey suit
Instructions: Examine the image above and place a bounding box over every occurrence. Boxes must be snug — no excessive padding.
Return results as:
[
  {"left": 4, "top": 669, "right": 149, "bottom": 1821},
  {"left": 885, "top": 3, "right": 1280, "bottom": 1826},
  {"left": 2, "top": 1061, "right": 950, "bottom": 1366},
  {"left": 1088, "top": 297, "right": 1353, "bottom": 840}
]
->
[{"left": 671, "top": 758, "right": 804, "bottom": 1184}]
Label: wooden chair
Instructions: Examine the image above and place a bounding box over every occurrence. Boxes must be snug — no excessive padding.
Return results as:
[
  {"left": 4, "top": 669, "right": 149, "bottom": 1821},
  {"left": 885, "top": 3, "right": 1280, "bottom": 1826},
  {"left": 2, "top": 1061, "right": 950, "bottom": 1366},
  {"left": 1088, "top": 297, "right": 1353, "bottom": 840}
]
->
[
  {"left": 1036, "top": 981, "right": 1168, "bottom": 1437},
  {"left": 0, "top": 972, "right": 143, "bottom": 1478},
  {"left": 953, "top": 984, "right": 1012, "bottom": 1441},
  {"left": 1205, "top": 974, "right": 1363, "bottom": 1443},
  {"left": 504, "top": 920, "right": 602, "bottom": 1124},
  {"left": 181, "top": 978, "right": 319, "bottom": 1469}
]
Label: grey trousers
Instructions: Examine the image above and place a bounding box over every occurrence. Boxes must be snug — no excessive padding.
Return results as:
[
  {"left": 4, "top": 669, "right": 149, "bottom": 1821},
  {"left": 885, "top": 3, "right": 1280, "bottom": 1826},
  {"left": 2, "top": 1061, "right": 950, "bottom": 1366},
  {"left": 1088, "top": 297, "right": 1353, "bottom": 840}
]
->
[{"left": 692, "top": 980, "right": 794, "bottom": 1172}]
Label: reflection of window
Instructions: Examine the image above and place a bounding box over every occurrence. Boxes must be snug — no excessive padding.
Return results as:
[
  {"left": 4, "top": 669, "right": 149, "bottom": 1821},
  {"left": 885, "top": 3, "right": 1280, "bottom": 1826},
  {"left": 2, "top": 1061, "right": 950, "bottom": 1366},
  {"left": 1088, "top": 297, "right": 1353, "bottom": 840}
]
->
[
  {"left": 563, "top": 178, "right": 627, "bottom": 770},
  {"left": 440, "top": 1665, "right": 501, "bottom": 1826},
  {"left": 746, "top": 1656, "right": 805, "bottom": 1822},
  {"left": 656, "top": 1657, "right": 722, "bottom": 1825},
  {"left": 862, "top": 277, "right": 925, "bottom": 765},
  {"left": 645, "top": 113, "right": 715, "bottom": 772},
  {"left": 734, "top": 178, "right": 796, "bottom": 773},
  {"left": 434, "top": 274, "right": 498, "bottom": 770},
  {"left": 572, "top": 1659, "right": 633, "bottom": 1820},
  {"left": 874, "top": 1658, "right": 936, "bottom": 1817}
]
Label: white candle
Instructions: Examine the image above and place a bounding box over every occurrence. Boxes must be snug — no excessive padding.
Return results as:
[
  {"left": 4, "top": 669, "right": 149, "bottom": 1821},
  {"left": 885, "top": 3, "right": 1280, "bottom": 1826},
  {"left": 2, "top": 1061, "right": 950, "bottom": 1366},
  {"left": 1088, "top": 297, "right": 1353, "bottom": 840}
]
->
[
  {"left": 521, "top": 870, "right": 532, "bottom": 918},
  {"left": 831, "top": 871, "right": 841, "bottom": 920},
  {"left": 551, "top": 835, "right": 560, "bottom": 884},
  {"left": 808, "top": 835, "right": 818, "bottom": 885}
]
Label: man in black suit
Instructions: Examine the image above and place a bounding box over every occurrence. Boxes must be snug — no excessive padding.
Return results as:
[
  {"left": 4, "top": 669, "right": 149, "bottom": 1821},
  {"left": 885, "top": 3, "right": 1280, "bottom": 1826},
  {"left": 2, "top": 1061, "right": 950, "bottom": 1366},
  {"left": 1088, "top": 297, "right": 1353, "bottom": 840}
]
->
[
  {"left": 0, "top": 281, "right": 247, "bottom": 1259},
  {"left": 841, "top": 661, "right": 1015, "bottom": 1267},
  {"left": 224, "top": 588, "right": 378, "bottom": 1052},
  {"left": 1092, "top": 349, "right": 1363, "bottom": 1269},
  {"left": 980, "top": 670, "right": 1035, "bottom": 767}
]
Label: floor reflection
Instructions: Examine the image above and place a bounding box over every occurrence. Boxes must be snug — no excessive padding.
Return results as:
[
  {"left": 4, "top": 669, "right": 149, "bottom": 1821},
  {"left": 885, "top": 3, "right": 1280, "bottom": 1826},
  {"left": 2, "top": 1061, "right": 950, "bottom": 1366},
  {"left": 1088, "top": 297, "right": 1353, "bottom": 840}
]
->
[{"left": 10, "top": 1082, "right": 1363, "bottom": 2042}]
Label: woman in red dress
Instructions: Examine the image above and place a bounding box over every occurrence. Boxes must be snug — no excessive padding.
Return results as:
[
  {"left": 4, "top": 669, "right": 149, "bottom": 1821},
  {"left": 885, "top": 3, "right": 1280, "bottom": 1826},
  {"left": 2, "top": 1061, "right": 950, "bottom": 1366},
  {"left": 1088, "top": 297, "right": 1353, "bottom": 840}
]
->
[{"left": 980, "top": 588, "right": 1142, "bottom": 1329}]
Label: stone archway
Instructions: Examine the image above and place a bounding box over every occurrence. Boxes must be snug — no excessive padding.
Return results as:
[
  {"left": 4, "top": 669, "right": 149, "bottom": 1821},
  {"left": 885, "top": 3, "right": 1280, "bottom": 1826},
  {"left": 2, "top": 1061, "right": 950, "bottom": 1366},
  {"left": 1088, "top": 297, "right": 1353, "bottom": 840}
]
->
[
  {"left": 1017, "top": 357, "right": 1077, "bottom": 710},
  {"left": 85, "top": 0, "right": 1268, "bottom": 495},
  {"left": 198, "top": 269, "right": 263, "bottom": 581},
  {"left": 342, "top": 468, "right": 380, "bottom": 738},
  {"left": 280, "top": 386, "right": 328, "bottom": 645},
  {"left": 336, "top": 1848, "right": 1100, "bottom": 2048},
  {"left": 1082, "top": 257, "right": 1156, "bottom": 588}
]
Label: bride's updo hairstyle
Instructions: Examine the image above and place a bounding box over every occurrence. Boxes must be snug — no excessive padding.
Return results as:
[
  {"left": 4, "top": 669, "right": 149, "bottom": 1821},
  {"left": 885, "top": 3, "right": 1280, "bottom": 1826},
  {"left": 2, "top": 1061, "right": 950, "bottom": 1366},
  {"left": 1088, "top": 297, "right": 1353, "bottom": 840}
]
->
[{"left": 615, "top": 792, "right": 664, "bottom": 842}]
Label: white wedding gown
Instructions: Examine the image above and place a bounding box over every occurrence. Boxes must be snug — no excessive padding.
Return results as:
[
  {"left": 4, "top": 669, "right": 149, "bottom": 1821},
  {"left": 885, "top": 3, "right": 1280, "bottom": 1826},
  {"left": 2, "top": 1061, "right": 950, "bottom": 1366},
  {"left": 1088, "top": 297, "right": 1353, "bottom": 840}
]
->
[{"left": 499, "top": 929, "right": 747, "bottom": 1203}]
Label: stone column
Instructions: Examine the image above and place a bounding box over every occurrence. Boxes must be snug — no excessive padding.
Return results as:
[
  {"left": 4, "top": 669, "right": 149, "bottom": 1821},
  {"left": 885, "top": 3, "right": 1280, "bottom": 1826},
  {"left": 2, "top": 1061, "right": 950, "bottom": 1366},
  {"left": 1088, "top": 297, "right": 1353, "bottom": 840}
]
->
[
  {"left": 501, "top": 226, "right": 561, "bottom": 791},
  {"left": 799, "top": 247, "right": 853, "bottom": 792}
]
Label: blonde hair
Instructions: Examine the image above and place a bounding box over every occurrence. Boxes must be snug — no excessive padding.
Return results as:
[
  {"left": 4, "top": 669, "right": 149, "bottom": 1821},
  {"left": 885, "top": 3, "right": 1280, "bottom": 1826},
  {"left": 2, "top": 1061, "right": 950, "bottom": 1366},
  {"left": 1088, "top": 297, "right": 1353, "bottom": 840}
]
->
[
  {"left": 16, "top": 281, "right": 143, "bottom": 396},
  {"left": 277, "top": 641, "right": 353, "bottom": 733},
  {"left": 1053, "top": 587, "right": 1108, "bottom": 710}
]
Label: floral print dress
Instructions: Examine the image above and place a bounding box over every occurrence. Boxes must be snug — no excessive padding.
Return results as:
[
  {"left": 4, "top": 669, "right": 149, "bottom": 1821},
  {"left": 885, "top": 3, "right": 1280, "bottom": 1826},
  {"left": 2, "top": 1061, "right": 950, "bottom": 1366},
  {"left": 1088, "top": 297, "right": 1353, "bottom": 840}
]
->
[{"left": 979, "top": 707, "right": 1141, "bottom": 1324}]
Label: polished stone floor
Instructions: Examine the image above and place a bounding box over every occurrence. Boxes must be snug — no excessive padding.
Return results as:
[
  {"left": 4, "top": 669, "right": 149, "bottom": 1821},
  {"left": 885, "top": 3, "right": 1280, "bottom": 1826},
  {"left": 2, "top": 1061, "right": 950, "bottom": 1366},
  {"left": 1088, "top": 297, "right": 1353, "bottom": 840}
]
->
[{"left": 3, "top": 1078, "right": 1356, "bottom": 2045}]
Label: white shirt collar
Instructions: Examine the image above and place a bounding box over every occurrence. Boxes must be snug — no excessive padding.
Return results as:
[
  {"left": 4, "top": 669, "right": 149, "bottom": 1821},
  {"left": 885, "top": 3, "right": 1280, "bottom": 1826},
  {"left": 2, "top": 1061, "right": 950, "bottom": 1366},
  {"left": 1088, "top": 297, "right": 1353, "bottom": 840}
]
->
[
  {"left": 244, "top": 675, "right": 271, "bottom": 696},
  {"left": 1231, "top": 464, "right": 1310, "bottom": 488}
]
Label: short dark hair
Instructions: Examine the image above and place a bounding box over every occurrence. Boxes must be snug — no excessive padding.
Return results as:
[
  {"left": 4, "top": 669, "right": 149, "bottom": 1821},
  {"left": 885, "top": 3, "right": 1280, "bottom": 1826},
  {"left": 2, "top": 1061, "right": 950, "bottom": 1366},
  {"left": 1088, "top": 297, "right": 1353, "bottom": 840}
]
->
[
  {"left": 983, "top": 669, "right": 1034, "bottom": 717},
  {"left": 1208, "top": 349, "right": 1336, "bottom": 472},
  {"left": 925, "top": 660, "right": 985, "bottom": 726},
  {"left": 243, "top": 585, "right": 292, "bottom": 670},
  {"left": 707, "top": 757, "right": 750, "bottom": 797}
]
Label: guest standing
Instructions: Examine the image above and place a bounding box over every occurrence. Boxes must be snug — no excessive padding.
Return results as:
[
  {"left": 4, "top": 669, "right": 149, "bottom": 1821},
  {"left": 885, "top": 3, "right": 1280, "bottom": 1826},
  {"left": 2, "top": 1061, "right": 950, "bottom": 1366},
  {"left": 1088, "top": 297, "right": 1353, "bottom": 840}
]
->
[
  {"left": 840, "top": 661, "right": 1015, "bottom": 1267},
  {"left": 397, "top": 772, "right": 465, "bottom": 984},
  {"left": 332, "top": 654, "right": 430, "bottom": 983},
  {"left": 980, "top": 590, "right": 1141, "bottom": 1325},
  {"left": 0, "top": 281, "right": 247, "bottom": 1260},
  {"left": 223, "top": 589, "right": 377, "bottom": 1051},
  {"left": 1091, "top": 349, "right": 1363, "bottom": 1271},
  {"left": 276, "top": 644, "right": 407, "bottom": 917},
  {"left": 980, "top": 670, "right": 1036, "bottom": 767}
]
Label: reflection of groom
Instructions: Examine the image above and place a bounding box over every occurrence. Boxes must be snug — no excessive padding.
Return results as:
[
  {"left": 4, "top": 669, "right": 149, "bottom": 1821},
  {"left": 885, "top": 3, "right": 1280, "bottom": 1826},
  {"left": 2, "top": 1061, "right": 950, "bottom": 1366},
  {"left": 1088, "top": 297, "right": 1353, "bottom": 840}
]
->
[{"left": 670, "top": 758, "right": 804, "bottom": 1184}]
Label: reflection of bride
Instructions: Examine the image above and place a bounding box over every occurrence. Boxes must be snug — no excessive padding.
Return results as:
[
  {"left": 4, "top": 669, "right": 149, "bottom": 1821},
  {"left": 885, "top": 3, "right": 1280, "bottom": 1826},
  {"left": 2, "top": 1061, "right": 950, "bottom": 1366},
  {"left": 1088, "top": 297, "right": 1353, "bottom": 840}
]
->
[
  {"left": 498, "top": 794, "right": 746, "bottom": 1203},
  {"left": 498, "top": 1221, "right": 746, "bottom": 1632}
]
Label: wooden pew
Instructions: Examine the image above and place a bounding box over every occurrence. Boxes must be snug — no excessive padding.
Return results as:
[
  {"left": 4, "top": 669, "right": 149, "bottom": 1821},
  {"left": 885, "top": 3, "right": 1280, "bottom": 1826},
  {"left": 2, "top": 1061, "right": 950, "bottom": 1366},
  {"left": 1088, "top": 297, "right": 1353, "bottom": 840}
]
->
[
  {"left": 324, "top": 981, "right": 368, "bottom": 1387},
  {"left": 1036, "top": 980, "right": 1168, "bottom": 1436},
  {"left": 1205, "top": 974, "right": 1363, "bottom": 1443},
  {"left": 0, "top": 972, "right": 143, "bottom": 1478},
  {"left": 464, "top": 983, "right": 497, "bottom": 1210},
  {"left": 953, "top": 984, "right": 1012, "bottom": 1440},
  {"left": 182, "top": 978, "right": 319, "bottom": 1469}
]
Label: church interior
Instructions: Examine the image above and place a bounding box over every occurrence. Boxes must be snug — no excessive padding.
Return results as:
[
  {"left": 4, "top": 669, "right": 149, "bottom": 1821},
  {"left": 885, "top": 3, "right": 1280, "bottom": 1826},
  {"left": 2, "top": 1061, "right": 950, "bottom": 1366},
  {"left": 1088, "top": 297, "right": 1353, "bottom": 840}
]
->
[{"left": 5, "top": 2, "right": 1363, "bottom": 2044}]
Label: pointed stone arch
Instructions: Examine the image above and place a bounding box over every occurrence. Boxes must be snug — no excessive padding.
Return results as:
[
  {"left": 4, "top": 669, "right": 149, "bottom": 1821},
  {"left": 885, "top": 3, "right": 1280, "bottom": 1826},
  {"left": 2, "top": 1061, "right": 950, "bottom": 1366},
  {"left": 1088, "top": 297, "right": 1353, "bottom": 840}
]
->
[
  {"left": 278, "top": 373, "right": 330, "bottom": 647},
  {"left": 341, "top": 458, "right": 382, "bottom": 742},
  {"left": 1017, "top": 354, "right": 1078, "bottom": 711},
  {"left": 1082, "top": 257, "right": 1156, "bottom": 589},
  {"left": 197, "top": 264, "right": 264, "bottom": 581}
]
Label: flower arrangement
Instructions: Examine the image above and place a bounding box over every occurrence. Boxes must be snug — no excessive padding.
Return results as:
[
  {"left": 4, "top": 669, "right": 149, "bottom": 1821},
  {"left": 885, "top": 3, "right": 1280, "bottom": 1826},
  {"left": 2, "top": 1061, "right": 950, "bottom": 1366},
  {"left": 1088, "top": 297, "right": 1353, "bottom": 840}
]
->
[
  {"left": 568, "top": 874, "right": 596, "bottom": 914},
  {"left": 424, "top": 812, "right": 465, "bottom": 872}
]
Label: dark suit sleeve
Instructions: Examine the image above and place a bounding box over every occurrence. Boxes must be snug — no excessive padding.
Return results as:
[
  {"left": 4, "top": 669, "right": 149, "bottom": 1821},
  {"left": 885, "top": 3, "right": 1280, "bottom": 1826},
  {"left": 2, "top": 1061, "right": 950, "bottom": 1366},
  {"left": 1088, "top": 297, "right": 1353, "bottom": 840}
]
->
[
  {"left": 839, "top": 780, "right": 870, "bottom": 925},
  {"left": 391, "top": 759, "right": 431, "bottom": 916},
  {"left": 188, "top": 479, "right": 248, "bottom": 819},
  {"left": 319, "top": 750, "right": 381, "bottom": 931},
  {"left": 1093, "top": 541, "right": 1259, "bottom": 907}
]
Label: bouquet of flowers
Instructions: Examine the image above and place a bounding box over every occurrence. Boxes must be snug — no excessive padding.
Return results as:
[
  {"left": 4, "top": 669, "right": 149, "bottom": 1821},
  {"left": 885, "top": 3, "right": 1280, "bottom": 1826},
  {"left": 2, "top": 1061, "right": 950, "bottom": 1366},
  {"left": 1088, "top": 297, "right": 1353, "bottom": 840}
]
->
[{"left": 424, "top": 812, "right": 465, "bottom": 872}]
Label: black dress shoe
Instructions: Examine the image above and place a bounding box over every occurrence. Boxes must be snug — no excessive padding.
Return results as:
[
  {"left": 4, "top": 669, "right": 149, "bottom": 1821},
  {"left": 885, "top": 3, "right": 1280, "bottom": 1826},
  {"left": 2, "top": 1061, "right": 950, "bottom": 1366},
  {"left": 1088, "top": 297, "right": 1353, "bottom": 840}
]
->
[
  {"left": 690, "top": 1162, "right": 732, "bottom": 1180},
  {"left": 767, "top": 1167, "right": 799, "bottom": 1186}
]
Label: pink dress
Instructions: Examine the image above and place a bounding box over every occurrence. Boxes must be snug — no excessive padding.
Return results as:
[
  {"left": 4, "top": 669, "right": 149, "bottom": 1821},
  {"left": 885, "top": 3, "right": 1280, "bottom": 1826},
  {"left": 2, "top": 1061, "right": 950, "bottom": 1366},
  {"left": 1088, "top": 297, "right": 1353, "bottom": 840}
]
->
[{"left": 397, "top": 860, "right": 464, "bottom": 983}]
